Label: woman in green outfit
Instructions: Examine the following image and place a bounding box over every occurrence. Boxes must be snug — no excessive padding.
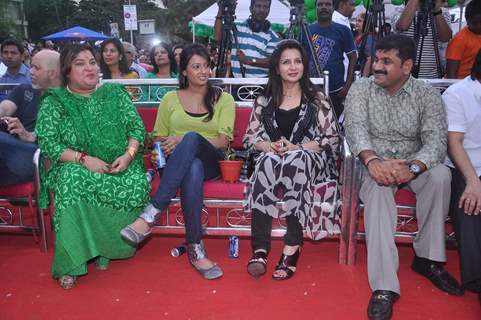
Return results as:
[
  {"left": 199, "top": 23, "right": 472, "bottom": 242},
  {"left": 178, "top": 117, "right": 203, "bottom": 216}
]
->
[
  {"left": 36, "top": 43, "right": 149, "bottom": 289},
  {"left": 142, "top": 43, "right": 177, "bottom": 102}
]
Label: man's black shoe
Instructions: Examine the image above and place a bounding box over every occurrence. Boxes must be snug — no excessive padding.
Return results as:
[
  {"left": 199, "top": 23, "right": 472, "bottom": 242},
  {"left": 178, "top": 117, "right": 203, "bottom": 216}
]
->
[
  {"left": 411, "top": 256, "right": 464, "bottom": 296},
  {"left": 367, "top": 290, "right": 399, "bottom": 320}
]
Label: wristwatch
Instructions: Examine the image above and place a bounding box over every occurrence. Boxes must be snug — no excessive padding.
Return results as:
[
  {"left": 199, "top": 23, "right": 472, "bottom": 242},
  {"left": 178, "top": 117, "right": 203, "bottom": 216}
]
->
[{"left": 408, "top": 162, "right": 422, "bottom": 177}]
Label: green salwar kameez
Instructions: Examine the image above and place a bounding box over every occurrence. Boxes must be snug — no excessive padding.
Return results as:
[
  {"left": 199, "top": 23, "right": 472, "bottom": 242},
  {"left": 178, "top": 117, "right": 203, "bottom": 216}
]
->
[{"left": 36, "top": 83, "right": 149, "bottom": 278}]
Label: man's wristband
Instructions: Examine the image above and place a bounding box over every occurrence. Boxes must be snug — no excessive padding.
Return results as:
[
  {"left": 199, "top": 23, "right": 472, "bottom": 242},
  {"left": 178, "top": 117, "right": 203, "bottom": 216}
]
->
[
  {"left": 215, "top": 16, "right": 222, "bottom": 20},
  {"left": 365, "top": 156, "right": 381, "bottom": 167},
  {"left": 433, "top": 10, "right": 442, "bottom": 16}
]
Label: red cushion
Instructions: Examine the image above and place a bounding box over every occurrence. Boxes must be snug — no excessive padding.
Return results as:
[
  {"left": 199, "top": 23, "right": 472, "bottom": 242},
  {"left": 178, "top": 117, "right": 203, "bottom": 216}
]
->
[
  {"left": 138, "top": 107, "right": 158, "bottom": 133},
  {"left": 395, "top": 189, "right": 416, "bottom": 206},
  {"left": 150, "top": 176, "right": 245, "bottom": 200},
  {"left": 232, "top": 106, "right": 252, "bottom": 149},
  {"left": 0, "top": 182, "right": 35, "bottom": 198}
]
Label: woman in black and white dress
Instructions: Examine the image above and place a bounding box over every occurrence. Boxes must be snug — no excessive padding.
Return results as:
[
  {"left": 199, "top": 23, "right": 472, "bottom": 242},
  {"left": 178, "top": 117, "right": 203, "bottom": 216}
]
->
[{"left": 243, "top": 39, "right": 340, "bottom": 280}]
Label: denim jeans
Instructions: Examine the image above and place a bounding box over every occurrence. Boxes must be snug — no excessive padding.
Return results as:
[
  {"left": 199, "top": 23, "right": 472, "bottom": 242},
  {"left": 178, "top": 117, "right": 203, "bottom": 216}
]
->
[
  {"left": 150, "top": 132, "right": 223, "bottom": 244},
  {"left": 0, "top": 132, "right": 38, "bottom": 186}
]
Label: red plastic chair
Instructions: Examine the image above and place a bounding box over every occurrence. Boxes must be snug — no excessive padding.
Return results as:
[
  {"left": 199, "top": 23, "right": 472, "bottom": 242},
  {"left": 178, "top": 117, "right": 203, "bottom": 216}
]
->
[{"left": 0, "top": 149, "right": 49, "bottom": 252}]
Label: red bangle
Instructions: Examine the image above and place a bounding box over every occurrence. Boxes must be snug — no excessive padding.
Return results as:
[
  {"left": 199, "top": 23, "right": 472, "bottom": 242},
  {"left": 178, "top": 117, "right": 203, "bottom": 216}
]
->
[{"left": 78, "top": 153, "right": 87, "bottom": 164}]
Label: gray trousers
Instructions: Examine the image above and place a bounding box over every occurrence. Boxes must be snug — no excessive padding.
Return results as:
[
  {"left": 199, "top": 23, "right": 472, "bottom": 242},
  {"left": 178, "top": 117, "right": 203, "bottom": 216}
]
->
[{"left": 359, "top": 164, "right": 451, "bottom": 294}]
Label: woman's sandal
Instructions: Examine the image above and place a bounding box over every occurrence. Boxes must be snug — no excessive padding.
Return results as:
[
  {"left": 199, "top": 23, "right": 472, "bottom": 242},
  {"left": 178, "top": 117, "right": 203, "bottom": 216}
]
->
[
  {"left": 247, "top": 250, "right": 268, "bottom": 278},
  {"left": 272, "top": 247, "right": 301, "bottom": 281},
  {"left": 59, "top": 275, "right": 77, "bottom": 289},
  {"left": 187, "top": 241, "right": 223, "bottom": 280},
  {"left": 95, "top": 257, "right": 110, "bottom": 271}
]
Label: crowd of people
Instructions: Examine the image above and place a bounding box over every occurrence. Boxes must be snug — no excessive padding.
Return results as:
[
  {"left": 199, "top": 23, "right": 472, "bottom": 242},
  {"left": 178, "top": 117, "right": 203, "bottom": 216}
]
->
[{"left": 1, "top": 0, "right": 480, "bottom": 319}]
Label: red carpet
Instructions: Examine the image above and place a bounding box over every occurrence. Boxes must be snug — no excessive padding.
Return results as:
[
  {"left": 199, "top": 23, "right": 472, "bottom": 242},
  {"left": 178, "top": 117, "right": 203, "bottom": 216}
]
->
[{"left": 0, "top": 234, "right": 479, "bottom": 320}]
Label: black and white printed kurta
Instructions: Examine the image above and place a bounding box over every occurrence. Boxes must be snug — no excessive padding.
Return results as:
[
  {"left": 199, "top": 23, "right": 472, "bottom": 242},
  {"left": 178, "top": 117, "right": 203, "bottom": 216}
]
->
[{"left": 243, "top": 93, "right": 341, "bottom": 240}]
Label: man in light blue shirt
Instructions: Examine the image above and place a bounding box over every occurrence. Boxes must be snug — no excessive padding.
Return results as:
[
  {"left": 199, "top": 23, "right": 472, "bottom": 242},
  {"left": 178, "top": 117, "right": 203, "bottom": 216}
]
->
[{"left": 0, "top": 39, "right": 31, "bottom": 101}]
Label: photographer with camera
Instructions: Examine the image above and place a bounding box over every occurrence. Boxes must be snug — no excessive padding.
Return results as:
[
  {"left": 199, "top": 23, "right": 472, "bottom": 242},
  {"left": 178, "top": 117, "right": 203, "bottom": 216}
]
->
[
  {"left": 0, "top": 49, "right": 60, "bottom": 186},
  {"left": 391, "top": 0, "right": 452, "bottom": 78},
  {"left": 214, "top": 0, "right": 280, "bottom": 77}
]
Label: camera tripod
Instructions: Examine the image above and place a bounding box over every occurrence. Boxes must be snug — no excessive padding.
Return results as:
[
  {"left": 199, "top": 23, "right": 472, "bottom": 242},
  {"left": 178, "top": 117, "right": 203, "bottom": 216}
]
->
[
  {"left": 358, "top": 0, "right": 387, "bottom": 76},
  {"left": 216, "top": 0, "right": 246, "bottom": 77},
  {"left": 285, "top": 0, "right": 323, "bottom": 77},
  {"left": 413, "top": 0, "right": 443, "bottom": 78}
]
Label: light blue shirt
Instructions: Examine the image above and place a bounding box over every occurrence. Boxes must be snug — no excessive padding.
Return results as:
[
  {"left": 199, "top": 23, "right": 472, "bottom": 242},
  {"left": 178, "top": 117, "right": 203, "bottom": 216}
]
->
[
  {"left": 231, "top": 20, "right": 280, "bottom": 78},
  {"left": 0, "top": 63, "right": 31, "bottom": 85}
]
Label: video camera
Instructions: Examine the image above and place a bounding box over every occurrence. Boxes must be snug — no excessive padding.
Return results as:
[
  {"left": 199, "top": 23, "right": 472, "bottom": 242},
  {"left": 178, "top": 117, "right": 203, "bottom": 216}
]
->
[{"left": 218, "top": 0, "right": 237, "bottom": 25}]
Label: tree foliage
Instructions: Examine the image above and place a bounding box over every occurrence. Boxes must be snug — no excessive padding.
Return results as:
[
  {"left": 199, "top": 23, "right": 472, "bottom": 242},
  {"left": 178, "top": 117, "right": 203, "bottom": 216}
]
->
[
  {"left": 0, "top": 1, "right": 14, "bottom": 39},
  {"left": 154, "top": 0, "right": 216, "bottom": 43},
  {"left": 24, "top": 0, "right": 78, "bottom": 41},
  {"left": 24, "top": 0, "right": 216, "bottom": 43}
]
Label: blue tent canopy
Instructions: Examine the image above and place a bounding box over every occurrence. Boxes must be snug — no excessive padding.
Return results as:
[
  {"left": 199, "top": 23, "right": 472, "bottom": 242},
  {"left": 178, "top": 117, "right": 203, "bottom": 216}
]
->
[{"left": 42, "top": 26, "right": 110, "bottom": 41}]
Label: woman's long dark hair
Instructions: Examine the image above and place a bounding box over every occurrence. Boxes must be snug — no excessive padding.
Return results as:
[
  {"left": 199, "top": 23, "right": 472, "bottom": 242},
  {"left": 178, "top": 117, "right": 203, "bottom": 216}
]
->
[
  {"left": 471, "top": 48, "right": 481, "bottom": 81},
  {"left": 178, "top": 43, "right": 220, "bottom": 122},
  {"left": 150, "top": 43, "right": 176, "bottom": 75},
  {"left": 99, "top": 38, "right": 131, "bottom": 79},
  {"left": 263, "top": 39, "right": 317, "bottom": 110}
]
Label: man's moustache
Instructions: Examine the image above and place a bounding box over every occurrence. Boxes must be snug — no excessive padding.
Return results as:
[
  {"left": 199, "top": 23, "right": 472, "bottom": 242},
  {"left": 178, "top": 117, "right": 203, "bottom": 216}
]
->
[{"left": 374, "top": 70, "right": 387, "bottom": 75}]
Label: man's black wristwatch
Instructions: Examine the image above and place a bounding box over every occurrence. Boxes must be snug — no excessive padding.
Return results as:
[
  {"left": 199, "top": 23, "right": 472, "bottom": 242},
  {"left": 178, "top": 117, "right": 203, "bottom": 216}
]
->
[{"left": 407, "top": 161, "right": 423, "bottom": 178}]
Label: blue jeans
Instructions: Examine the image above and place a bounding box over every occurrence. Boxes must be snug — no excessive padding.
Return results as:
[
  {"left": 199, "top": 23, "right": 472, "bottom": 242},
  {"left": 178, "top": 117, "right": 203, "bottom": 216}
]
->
[
  {"left": 0, "top": 132, "right": 38, "bottom": 186},
  {"left": 151, "top": 132, "right": 223, "bottom": 244}
]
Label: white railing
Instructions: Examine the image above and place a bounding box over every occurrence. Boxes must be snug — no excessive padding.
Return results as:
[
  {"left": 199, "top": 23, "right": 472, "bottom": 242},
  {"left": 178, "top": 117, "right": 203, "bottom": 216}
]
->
[{"left": 102, "top": 72, "right": 330, "bottom": 107}]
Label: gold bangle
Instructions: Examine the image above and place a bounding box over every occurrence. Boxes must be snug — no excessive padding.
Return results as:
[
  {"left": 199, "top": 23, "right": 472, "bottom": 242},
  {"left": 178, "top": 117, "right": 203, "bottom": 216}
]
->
[
  {"left": 126, "top": 147, "right": 137, "bottom": 159},
  {"left": 74, "top": 151, "right": 79, "bottom": 162}
]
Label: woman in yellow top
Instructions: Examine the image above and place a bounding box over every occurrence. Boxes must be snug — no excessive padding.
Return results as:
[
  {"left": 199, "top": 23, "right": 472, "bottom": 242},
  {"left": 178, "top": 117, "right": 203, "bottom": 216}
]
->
[
  {"left": 100, "top": 38, "right": 139, "bottom": 80},
  {"left": 121, "top": 43, "right": 235, "bottom": 280}
]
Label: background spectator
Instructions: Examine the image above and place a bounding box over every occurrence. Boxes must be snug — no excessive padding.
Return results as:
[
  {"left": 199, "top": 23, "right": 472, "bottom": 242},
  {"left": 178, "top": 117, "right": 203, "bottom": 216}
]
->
[
  {"left": 214, "top": 0, "right": 280, "bottom": 77},
  {"left": 445, "top": 0, "right": 481, "bottom": 79},
  {"left": 100, "top": 38, "right": 138, "bottom": 79},
  {"left": 391, "top": 0, "right": 452, "bottom": 78}
]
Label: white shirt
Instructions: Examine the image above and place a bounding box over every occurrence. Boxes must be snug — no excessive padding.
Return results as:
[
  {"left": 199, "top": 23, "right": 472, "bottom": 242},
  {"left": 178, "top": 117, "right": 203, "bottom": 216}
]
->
[
  {"left": 443, "top": 76, "right": 481, "bottom": 176},
  {"left": 332, "top": 11, "right": 352, "bottom": 81},
  {"left": 130, "top": 62, "right": 147, "bottom": 78},
  {"left": 0, "top": 62, "right": 6, "bottom": 77},
  {"left": 332, "top": 10, "right": 351, "bottom": 29}
]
